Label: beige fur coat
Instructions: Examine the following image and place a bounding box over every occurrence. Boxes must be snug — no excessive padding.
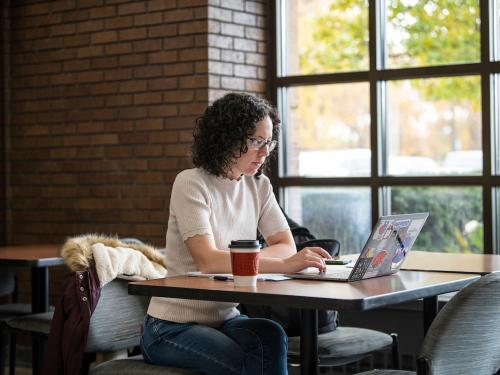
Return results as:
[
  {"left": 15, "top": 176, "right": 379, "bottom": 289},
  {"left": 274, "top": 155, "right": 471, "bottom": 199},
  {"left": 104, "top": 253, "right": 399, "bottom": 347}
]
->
[{"left": 61, "top": 234, "right": 167, "bottom": 287}]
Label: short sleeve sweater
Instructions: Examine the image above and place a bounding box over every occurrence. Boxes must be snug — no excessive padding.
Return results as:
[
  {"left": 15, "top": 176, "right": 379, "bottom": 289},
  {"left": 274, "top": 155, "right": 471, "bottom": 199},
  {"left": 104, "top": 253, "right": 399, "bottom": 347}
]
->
[{"left": 147, "top": 168, "right": 289, "bottom": 326}]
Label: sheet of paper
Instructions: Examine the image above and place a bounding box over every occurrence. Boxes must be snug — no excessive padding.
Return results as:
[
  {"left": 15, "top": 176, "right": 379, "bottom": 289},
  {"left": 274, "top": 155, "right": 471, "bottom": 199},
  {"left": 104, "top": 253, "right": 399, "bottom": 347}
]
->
[{"left": 186, "top": 272, "right": 291, "bottom": 281}]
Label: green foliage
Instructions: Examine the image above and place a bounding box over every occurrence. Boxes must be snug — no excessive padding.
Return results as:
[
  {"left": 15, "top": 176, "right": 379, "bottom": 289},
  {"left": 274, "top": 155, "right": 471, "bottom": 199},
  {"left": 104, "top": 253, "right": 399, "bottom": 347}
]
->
[
  {"left": 299, "top": 0, "right": 369, "bottom": 73},
  {"left": 387, "top": 0, "right": 481, "bottom": 107},
  {"left": 300, "top": 0, "right": 481, "bottom": 105},
  {"left": 391, "top": 186, "right": 483, "bottom": 253}
]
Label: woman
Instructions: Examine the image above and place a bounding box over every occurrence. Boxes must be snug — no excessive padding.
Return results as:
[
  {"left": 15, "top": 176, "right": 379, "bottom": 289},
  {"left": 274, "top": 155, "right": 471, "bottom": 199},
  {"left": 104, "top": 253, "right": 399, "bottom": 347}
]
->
[{"left": 141, "top": 93, "right": 331, "bottom": 375}]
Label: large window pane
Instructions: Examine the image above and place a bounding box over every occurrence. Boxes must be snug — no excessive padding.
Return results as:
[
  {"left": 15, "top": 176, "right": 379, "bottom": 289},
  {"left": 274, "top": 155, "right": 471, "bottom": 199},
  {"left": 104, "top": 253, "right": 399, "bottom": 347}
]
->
[
  {"left": 282, "top": 83, "right": 370, "bottom": 177},
  {"left": 494, "top": 75, "right": 500, "bottom": 174},
  {"left": 389, "top": 186, "right": 483, "bottom": 253},
  {"left": 385, "top": 0, "right": 480, "bottom": 68},
  {"left": 284, "top": 187, "right": 371, "bottom": 254},
  {"left": 385, "top": 76, "right": 482, "bottom": 175},
  {"left": 281, "top": 0, "right": 368, "bottom": 76},
  {"left": 494, "top": 187, "right": 500, "bottom": 251},
  {"left": 494, "top": 0, "right": 500, "bottom": 61}
]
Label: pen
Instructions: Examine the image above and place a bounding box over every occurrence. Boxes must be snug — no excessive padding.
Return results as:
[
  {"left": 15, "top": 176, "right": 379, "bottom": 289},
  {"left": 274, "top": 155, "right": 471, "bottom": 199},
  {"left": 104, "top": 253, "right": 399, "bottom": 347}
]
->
[{"left": 210, "top": 275, "right": 229, "bottom": 281}]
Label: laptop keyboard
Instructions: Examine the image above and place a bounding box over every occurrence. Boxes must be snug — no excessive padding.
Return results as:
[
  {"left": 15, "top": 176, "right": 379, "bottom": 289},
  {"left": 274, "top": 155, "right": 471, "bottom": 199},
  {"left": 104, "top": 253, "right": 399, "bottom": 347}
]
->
[{"left": 325, "top": 269, "right": 351, "bottom": 278}]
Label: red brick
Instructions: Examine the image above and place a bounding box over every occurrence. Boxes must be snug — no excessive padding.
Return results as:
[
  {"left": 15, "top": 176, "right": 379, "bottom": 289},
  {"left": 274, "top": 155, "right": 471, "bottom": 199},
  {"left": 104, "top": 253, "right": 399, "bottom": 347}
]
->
[
  {"left": 90, "top": 82, "right": 119, "bottom": 94},
  {"left": 104, "top": 16, "right": 133, "bottom": 29},
  {"left": 148, "top": 104, "right": 178, "bottom": 117},
  {"left": 178, "top": 0, "right": 206, "bottom": 8},
  {"left": 179, "top": 20, "right": 207, "bottom": 35},
  {"left": 148, "top": 130, "right": 179, "bottom": 143},
  {"left": 133, "top": 65, "right": 163, "bottom": 78},
  {"left": 104, "top": 42, "right": 132, "bottom": 55},
  {"left": 90, "top": 134, "right": 119, "bottom": 145},
  {"left": 89, "top": 6, "right": 116, "bottom": 18},
  {"left": 134, "top": 145, "right": 164, "bottom": 157},
  {"left": 77, "top": 46, "right": 104, "bottom": 58},
  {"left": 78, "top": 71, "right": 104, "bottom": 83},
  {"left": 119, "top": 28, "right": 148, "bottom": 41},
  {"left": 20, "top": 3, "right": 50, "bottom": 16},
  {"left": 77, "top": 19, "right": 104, "bottom": 33},
  {"left": 119, "top": 132, "right": 150, "bottom": 144},
  {"left": 148, "top": 77, "right": 178, "bottom": 91},
  {"left": 119, "top": 54, "right": 147, "bottom": 66},
  {"left": 63, "top": 34, "right": 92, "bottom": 47},
  {"left": 91, "top": 56, "right": 118, "bottom": 69},
  {"left": 135, "top": 118, "right": 164, "bottom": 130},
  {"left": 162, "top": 62, "right": 194, "bottom": 77},
  {"left": 91, "top": 30, "right": 118, "bottom": 44},
  {"left": 51, "top": 23, "right": 77, "bottom": 36},
  {"left": 163, "top": 8, "right": 193, "bottom": 23},
  {"left": 179, "top": 48, "right": 206, "bottom": 61},
  {"left": 134, "top": 13, "right": 163, "bottom": 26},
  {"left": 148, "top": 0, "right": 177, "bottom": 12},
  {"left": 118, "top": 2, "right": 146, "bottom": 15},
  {"left": 149, "top": 50, "right": 178, "bottom": 64},
  {"left": 133, "top": 39, "right": 162, "bottom": 52},
  {"left": 120, "top": 80, "right": 147, "bottom": 93},
  {"left": 148, "top": 24, "right": 177, "bottom": 38},
  {"left": 119, "top": 107, "right": 148, "bottom": 119},
  {"left": 163, "top": 35, "right": 194, "bottom": 50},
  {"left": 134, "top": 92, "right": 162, "bottom": 105},
  {"left": 62, "top": 9, "right": 90, "bottom": 22},
  {"left": 179, "top": 75, "right": 208, "bottom": 88},
  {"left": 105, "top": 95, "right": 133, "bottom": 107},
  {"left": 164, "top": 90, "right": 194, "bottom": 103}
]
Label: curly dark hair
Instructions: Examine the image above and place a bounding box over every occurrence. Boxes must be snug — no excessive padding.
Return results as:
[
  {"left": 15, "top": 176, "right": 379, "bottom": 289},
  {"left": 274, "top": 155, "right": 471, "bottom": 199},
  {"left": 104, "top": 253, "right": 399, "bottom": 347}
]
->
[{"left": 192, "top": 92, "right": 280, "bottom": 177}]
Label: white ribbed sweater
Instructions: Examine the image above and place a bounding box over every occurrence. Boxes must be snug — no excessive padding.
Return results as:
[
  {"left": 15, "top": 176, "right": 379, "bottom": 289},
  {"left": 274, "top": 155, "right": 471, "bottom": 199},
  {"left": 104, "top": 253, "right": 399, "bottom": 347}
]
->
[{"left": 147, "top": 168, "right": 289, "bottom": 326}]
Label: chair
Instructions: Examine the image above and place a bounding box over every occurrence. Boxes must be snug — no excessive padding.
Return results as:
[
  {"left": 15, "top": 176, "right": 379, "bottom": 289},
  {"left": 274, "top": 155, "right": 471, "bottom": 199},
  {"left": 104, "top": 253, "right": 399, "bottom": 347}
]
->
[
  {"left": 287, "top": 328, "right": 399, "bottom": 370},
  {"left": 356, "top": 271, "right": 500, "bottom": 375},
  {"left": 7, "top": 278, "right": 200, "bottom": 374},
  {"left": 0, "top": 268, "right": 32, "bottom": 375}
]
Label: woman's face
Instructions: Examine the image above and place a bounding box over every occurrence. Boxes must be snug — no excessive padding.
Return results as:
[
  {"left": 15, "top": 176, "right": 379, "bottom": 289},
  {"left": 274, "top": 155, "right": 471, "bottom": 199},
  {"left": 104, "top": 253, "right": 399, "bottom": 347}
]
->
[{"left": 228, "top": 116, "right": 273, "bottom": 180}]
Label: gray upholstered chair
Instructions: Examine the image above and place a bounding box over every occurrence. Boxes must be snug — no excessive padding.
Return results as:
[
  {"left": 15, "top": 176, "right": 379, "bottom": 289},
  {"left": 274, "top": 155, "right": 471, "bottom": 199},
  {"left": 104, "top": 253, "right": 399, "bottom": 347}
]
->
[
  {"left": 357, "top": 271, "right": 500, "bottom": 375},
  {"left": 6, "top": 278, "right": 199, "bottom": 374},
  {"left": 288, "top": 327, "right": 399, "bottom": 369}
]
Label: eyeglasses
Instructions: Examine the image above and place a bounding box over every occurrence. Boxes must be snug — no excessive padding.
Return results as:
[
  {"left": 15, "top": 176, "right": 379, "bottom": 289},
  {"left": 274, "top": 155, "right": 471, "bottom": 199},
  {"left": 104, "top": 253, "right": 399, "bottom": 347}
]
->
[{"left": 248, "top": 137, "right": 278, "bottom": 152}]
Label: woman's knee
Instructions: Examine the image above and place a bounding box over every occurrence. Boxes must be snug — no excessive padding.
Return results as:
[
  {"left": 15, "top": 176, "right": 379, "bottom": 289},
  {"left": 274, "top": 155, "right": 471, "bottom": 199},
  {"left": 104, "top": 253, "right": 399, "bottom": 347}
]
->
[{"left": 227, "top": 317, "right": 288, "bottom": 352}]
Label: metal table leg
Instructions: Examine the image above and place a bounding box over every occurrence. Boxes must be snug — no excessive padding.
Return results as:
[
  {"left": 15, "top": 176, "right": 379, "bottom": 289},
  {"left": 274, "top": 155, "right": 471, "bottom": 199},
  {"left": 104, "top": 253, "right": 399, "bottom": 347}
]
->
[
  {"left": 300, "top": 308, "right": 318, "bottom": 375},
  {"left": 423, "top": 295, "right": 438, "bottom": 335},
  {"left": 31, "top": 267, "right": 49, "bottom": 375}
]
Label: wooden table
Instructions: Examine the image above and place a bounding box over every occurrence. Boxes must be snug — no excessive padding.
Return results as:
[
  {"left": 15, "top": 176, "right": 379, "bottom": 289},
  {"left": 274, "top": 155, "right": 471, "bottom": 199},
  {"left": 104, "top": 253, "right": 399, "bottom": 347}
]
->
[
  {"left": 402, "top": 250, "right": 500, "bottom": 274},
  {"left": 129, "top": 270, "right": 479, "bottom": 375},
  {"left": 0, "top": 244, "right": 63, "bottom": 375},
  {"left": 0, "top": 244, "right": 63, "bottom": 313}
]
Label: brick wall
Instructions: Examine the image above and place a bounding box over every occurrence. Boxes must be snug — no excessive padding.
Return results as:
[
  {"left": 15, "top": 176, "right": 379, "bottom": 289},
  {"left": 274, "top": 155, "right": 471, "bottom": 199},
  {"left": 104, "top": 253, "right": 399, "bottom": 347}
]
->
[{"left": 4, "top": 0, "right": 268, "bottom": 252}]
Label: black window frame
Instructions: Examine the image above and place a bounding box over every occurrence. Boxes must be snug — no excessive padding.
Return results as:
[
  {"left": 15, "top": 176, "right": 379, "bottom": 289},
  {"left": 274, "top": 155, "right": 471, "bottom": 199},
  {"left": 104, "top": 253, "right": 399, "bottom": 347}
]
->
[{"left": 267, "top": 0, "right": 500, "bottom": 254}]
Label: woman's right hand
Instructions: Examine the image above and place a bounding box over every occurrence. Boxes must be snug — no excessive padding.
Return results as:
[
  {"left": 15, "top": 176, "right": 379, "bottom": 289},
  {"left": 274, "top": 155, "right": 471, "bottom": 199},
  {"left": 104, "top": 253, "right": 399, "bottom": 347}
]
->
[{"left": 283, "top": 247, "right": 331, "bottom": 273}]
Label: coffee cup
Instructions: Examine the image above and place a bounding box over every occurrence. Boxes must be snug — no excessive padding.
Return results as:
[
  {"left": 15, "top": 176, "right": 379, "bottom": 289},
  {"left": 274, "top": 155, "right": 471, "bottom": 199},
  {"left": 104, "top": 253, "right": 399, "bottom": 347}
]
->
[{"left": 228, "top": 240, "right": 261, "bottom": 287}]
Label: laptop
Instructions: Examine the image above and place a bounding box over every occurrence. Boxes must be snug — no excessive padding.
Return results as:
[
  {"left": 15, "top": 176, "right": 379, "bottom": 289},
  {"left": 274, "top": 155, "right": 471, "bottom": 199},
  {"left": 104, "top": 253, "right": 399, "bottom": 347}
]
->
[{"left": 285, "top": 212, "right": 429, "bottom": 282}]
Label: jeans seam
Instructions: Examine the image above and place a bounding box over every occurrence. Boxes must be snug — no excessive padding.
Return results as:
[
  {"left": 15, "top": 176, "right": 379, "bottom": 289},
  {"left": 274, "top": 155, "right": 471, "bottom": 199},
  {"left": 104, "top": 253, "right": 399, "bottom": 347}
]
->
[
  {"left": 140, "top": 337, "right": 153, "bottom": 363},
  {"left": 155, "top": 336, "right": 241, "bottom": 375},
  {"left": 230, "top": 327, "right": 265, "bottom": 375}
]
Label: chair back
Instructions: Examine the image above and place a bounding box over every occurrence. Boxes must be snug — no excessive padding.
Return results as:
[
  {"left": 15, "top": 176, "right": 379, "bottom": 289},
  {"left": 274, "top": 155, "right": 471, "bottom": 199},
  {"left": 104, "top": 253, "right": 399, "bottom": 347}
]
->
[
  {"left": 85, "top": 278, "right": 149, "bottom": 353},
  {"left": 0, "top": 268, "right": 15, "bottom": 297},
  {"left": 419, "top": 271, "right": 500, "bottom": 375}
]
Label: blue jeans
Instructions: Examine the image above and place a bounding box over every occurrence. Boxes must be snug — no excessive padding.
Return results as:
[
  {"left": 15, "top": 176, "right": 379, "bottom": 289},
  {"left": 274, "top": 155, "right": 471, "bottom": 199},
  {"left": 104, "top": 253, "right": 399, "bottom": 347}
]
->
[{"left": 140, "top": 314, "right": 288, "bottom": 375}]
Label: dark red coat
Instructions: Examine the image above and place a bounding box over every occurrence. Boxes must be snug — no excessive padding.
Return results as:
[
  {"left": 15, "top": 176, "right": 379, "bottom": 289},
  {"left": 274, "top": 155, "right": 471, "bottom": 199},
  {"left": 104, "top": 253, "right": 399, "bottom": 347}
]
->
[{"left": 43, "top": 260, "right": 101, "bottom": 375}]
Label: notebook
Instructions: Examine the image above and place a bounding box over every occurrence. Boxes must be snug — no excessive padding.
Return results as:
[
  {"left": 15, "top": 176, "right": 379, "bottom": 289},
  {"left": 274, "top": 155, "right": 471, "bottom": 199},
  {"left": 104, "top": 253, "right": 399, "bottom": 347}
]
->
[{"left": 285, "top": 212, "right": 429, "bottom": 282}]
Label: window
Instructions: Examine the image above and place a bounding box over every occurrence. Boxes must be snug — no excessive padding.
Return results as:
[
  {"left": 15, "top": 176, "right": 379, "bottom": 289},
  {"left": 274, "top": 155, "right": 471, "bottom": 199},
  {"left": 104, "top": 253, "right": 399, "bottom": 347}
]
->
[{"left": 272, "top": 0, "right": 500, "bottom": 254}]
